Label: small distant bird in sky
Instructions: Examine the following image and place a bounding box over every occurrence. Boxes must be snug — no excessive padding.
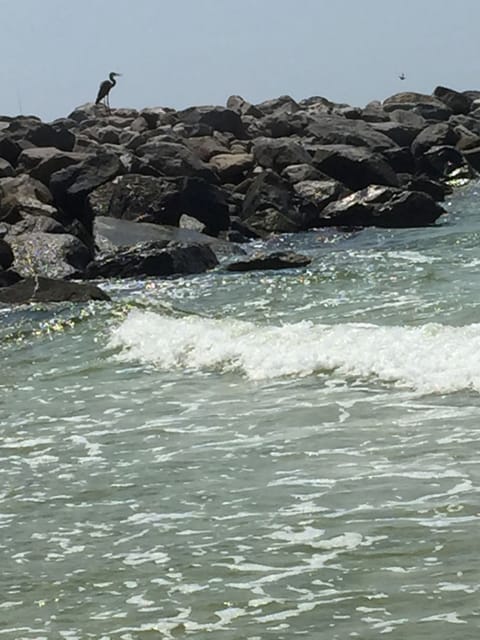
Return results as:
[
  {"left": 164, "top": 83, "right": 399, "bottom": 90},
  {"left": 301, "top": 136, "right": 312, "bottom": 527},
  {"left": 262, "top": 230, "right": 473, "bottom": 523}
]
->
[
  {"left": 399, "top": 73, "right": 406, "bottom": 81},
  {"left": 95, "top": 72, "right": 122, "bottom": 110}
]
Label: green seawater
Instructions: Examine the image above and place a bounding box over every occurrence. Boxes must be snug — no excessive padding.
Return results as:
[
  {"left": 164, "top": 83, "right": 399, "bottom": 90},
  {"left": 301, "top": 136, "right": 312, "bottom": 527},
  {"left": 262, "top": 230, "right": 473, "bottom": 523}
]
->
[{"left": 1, "top": 181, "right": 480, "bottom": 639}]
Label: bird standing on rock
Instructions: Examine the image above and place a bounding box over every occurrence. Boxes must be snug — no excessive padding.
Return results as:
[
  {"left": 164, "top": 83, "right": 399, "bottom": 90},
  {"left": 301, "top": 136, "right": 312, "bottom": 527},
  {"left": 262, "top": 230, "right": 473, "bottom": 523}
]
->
[{"left": 95, "top": 72, "right": 121, "bottom": 110}]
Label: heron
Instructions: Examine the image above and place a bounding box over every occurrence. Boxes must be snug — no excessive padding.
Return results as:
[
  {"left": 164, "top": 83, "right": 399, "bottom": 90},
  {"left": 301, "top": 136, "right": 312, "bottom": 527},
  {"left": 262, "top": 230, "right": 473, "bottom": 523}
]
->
[{"left": 95, "top": 72, "right": 121, "bottom": 110}]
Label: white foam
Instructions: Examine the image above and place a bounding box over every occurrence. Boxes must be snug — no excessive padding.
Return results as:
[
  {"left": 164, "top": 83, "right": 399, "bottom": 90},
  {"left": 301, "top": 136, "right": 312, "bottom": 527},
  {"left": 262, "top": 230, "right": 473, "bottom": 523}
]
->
[{"left": 109, "top": 310, "right": 480, "bottom": 393}]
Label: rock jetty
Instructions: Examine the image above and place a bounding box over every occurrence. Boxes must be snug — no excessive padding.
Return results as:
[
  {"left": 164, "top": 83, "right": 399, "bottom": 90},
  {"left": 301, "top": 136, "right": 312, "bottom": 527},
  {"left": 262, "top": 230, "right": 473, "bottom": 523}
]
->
[{"left": 1, "top": 85, "right": 478, "bottom": 303}]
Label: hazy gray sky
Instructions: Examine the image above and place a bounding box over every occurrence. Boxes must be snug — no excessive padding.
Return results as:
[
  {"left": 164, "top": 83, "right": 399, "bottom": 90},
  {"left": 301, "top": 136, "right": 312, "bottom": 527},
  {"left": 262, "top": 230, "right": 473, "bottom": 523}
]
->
[{"left": 1, "top": 0, "right": 479, "bottom": 121}]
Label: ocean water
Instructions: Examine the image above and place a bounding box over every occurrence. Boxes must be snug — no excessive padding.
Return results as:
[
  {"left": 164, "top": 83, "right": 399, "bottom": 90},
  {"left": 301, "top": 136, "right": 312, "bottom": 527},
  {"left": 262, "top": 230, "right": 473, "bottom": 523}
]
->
[{"left": 1, "top": 181, "right": 480, "bottom": 638}]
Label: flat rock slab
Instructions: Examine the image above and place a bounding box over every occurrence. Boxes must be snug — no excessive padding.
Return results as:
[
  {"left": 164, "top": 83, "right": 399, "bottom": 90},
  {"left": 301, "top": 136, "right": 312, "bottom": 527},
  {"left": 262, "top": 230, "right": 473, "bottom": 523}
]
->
[
  {"left": 226, "top": 251, "right": 311, "bottom": 272},
  {"left": 0, "top": 277, "right": 110, "bottom": 305}
]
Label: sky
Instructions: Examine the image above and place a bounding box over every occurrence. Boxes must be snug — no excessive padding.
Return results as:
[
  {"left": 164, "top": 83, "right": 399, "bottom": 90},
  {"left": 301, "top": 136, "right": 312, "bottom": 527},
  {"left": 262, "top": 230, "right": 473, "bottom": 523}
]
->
[{"left": 1, "top": 0, "right": 480, "bottom": 121}]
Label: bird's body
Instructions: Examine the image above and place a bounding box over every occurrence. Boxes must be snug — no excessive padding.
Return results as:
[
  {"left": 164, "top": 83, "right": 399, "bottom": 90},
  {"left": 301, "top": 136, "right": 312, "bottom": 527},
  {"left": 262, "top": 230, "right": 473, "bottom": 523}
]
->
[
  {"left": 399, "top": 73, "right": 406, "bottom": 81},
  {"left": 95, "top": 72, "right": 121, "bottom": 109}
]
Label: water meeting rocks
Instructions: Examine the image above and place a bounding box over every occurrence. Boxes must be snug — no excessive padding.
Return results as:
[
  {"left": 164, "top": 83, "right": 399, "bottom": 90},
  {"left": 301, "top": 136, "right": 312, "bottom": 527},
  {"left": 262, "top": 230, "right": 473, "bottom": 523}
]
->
[{"left": 2, "top": 83, "right": 480, "bottom": 302}]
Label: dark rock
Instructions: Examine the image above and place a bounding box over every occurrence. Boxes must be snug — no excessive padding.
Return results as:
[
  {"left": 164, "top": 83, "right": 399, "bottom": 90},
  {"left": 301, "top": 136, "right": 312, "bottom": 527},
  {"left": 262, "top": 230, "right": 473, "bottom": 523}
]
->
[
  {"left": 293, "top": 179, "right": 349, "bottom": 227},
  {"left": 411, "top": 123, "right": 460, "bottom": 157},
  {"left": 176, "top": 106, "right": 246, "bottom": 138},
  {"left": 419, "top": 145, "right": 471, "bottom": 179},
  {"left": 370, "top": 121, "right": 420, "bottom": 147},
  {"left": 253, "top": 137, "right": 312, "bottom": 172},
  {"left": 241, "top": 170, "right": 306, "bottom": 233},
  {"left": 6, "top": 117, "right": 75, "bottom": 151},
  {"left": 17, "top": 147, "right": 85, "bottom": 185},
  {"left": 0, "top": 269, "right": 21, "bottom": 288},
  {"left": 88, "top": 174, "right": 182, "bottom": 225},
  {"left": 0, "top": 134, "right": 22, "bottom": 165},
  {"left": 319, "top": 185, "right": 445, "bottom": 228},
  {"left": 453, "top": 124, "right": 480, "bottom": 151},
  {"left": 462, "top": 146, "right": 480, "bottom": 171},
  {"left": 0, "top": 276, "right": 110, "bottom": 304},
  {"left": 8, "top": 232, "right": 92, "bottom": 279},
  {"left": 403, "top": 175, "right": 449, "bottom": 201},
  {"left": 312, "top": 145, "right": 399, "bottom": 191},
  {"left": 382, "top": 147, "right": 415, "bottom": 174},
  {"left": 0, "top": 158, "right": 14, "bottom": 178},
  {"left": 180, "top": 177, "right": 230, "bottom": 234},
  {"left": 305, "top": 114, "right": 398, "bottom": 151},
  {"left": 226, "top": 251, "right": 311, "bottom": 272},
  {"left": 85, "top": 241, "right": 218, "bottom": 279},
  {"left": 49, "top": 150, "right": 122, "bottom": 232},
  {"left": 433, "top": 86, "right": 472, "bottom": 115},
  {"left": 0, "top": 238, "right": 13, "bottom": 269},
  {"left": 135, "top": 139, "right": 215, "bottom": 180}
]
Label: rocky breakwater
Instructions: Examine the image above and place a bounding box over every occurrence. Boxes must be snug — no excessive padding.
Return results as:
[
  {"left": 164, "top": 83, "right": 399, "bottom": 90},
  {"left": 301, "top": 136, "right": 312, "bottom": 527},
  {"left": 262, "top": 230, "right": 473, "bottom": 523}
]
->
[{"left": 1, "top": 84, "right": 478, "bottom": 304}]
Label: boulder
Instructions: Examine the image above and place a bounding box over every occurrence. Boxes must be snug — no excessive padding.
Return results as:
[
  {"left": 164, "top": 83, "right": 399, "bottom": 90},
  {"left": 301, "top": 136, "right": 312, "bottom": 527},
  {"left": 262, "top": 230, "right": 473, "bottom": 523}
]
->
[
  {"left": 255, "top": 95, "right": 300, "bottom": 116},
  {"left": 0, "top": 134, "right": 22, "bottom": 165},
  {"left": 5, "top": 117, "right": 75, "bottom": 151},
  {"left": 8, "top": 232, "right": 92, "bottom": 279},
  {"left": 208, "top": 153, "right": 254, "bottom": 182},
  {"left": 185, "top": 136, "right": 230, "bottom": 162},
  {"left": 319, "top": 185, "right": 445, "bottom": 228},
  {"left": 418, "top": 145, "right": 471, "bottom": 179},
  {"left": 226, "top": 251, "right": 311, "bottom": 272},
  {"left": 383, "top": 92, "right": 452, "bottom": 120},
  {"left": 85, "top": 241, "right": 219, "bottom": 279},
  {"left": 17, "top": 147, "right": 86, "bottom": 185},
  {"left": 0, "top": 238, "right": 13, "bottom": 269},
  {"left": 411, "top": 122, "right": 460, "bottom": 157},
  {"left": 241, "top": 170, "right": 307, "bottom": 233},
  {"left": 382, "top": 147, "right": 415, "bottom": 174},
  {"left": 0, "top": 269, "right": 21, "bottom": 288},
  {"left": 0, "top": 174, "right": 57, "bottom": 223},
  {"left": 6, "top": 213, "right": 66, "bottom": 236},
  {"left": 293, "top": 179, "right": 349, "bottom": 227},
  {"left": 433, "top": 86, "right": 473, "bottom": 115},
  {"left": 252, "top": 137, "right": 312, "bottom": 172},
  {"left": 179, "top": 177, "right": 230, "bottom": 234},
  {"left": 176, "top": 106, "right": 246, "bottom": 138},
  {"left": 305, "top": 114, "right": 398, "bottom": 151},
  {"left": 88, "top": 174, "right": 182, "bottom": 225},
  {"left": 93, "top": 215, "right": 240, "bottom": 257},
  {"left": 370, "top": 121, "right": 420, "bottom": 147},
  {"left": 49, "top": 150, "right": 122, "bottom": 232},
  {"left": 0, "top": 158, "right": 14, "bottom": 178},
  {"left": 281, "top": 163, "right": 327, "bottom": 184},
  {"left": 135, "top": 139, "right": 215, "bottom": 180},
  {"left": 0, "top": 276, "right": 110, "bottom": 304},
  {"left": 312, "top": 145, "right": 400, "bottom": 190},
  {"left": 226, "top": 95, "right": 263, "bottom": 118}
]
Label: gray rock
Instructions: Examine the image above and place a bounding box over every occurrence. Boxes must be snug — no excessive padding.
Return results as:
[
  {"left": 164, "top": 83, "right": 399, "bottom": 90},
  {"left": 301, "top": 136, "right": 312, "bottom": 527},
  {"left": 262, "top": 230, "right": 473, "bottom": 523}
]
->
[
  {"left": 176, "top": 106, "right": 246, "bottom": 138},
  {"left": 434, "top": 86, "right": 473, "bottom": 115},
  {"left": 17, "top": 147, "right": 86, "bottom": 185},
  {"left": 0, "top": 158, "right": 14, "bottom": 178},
  {"left": 135, "top": 139, "right": 215, "bottom": 180},
  {"left": 208, "top": 152, "right": 254, "bottom": 182},
  {"left": 281, "top": 163, "right": 327, "bottom": 184},
  {"left": 0, "top": 238, "right": 13, "bottom": 269},
  {"left": 253, "top": 137, "right": 312, "bottom": 172},
  {"left": 9, "top": 232, "right": 92, "bottom": 278}
]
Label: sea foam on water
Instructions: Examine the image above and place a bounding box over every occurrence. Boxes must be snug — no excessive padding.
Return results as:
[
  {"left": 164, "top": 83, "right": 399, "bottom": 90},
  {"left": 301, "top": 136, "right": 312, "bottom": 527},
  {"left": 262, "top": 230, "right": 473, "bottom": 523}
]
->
[{"left": 109, "top": 310, "right": 480, "bottom": 394}]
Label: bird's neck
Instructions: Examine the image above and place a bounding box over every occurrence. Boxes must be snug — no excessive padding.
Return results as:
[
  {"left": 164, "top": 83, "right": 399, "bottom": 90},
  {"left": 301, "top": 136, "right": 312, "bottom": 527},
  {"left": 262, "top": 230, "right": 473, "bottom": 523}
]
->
[{"left": 109, "top": 73, "right": 116, "bottom": 86}]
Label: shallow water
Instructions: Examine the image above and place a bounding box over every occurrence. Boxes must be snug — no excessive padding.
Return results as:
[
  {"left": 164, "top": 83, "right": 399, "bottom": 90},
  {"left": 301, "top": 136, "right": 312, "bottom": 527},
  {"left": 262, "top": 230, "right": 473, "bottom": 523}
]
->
[{"left": 1, "top": 182, "right": 480, "bottom": 638}]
